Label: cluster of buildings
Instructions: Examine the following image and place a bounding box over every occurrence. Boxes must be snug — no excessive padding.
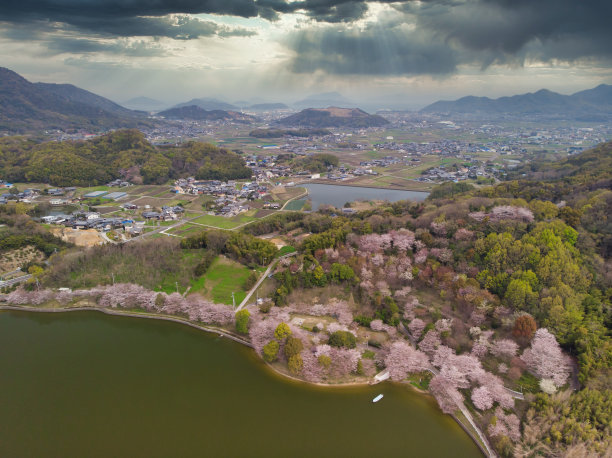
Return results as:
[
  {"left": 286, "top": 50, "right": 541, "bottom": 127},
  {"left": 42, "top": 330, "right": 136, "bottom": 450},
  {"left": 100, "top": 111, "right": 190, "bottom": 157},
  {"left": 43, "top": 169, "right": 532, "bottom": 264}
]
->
[
  {"left": 173, "top": 177, "right": 269, "bottom": 217},
  {"left": 417, "top": 164, "right": 499, "bottom": 183},
  {"left": 0, "top": 188, "right": 40, "bottom": 204},
  {"left": 141, "top": 205, "right": 185, "bottom": 221}
]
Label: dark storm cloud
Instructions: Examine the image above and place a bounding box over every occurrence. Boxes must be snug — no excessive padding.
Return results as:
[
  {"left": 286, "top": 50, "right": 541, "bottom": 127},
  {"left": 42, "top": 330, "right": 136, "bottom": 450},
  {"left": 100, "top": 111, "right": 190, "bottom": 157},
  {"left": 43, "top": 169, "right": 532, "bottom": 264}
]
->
[
  {"left": 0, "top": 1, "right": 259, "bottom": 39},
  {"left": 0, "top": 0, "right": 610, "bottom": 75},
  {"left": 287, "top": 0, "right": 612, "bottom": 76},
  {"left": 45, "top": 38, "right": 167, "bottom": 57},
  {"left": 289, "top": 26, "right": 458, "bottom": 75}
]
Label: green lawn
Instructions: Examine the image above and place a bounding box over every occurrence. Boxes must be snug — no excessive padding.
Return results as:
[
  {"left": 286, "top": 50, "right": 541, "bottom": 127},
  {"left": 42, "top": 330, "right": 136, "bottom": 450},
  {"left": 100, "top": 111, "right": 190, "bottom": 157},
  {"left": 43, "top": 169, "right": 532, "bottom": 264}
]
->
[
  {"left": 192, "top": 213, "right": 256, "bottom": 229},
  {"left": 284, "top": 199, "right": 306, "bottom": 211},
  {"left": 190, "top": 256, "right": 254, "bottom": 305},
  {"left": 276, "top": 245, "right": 296, "bottom": 257},
  {"left": 166, "top": 223, "right": 205, "bottom": 237}
]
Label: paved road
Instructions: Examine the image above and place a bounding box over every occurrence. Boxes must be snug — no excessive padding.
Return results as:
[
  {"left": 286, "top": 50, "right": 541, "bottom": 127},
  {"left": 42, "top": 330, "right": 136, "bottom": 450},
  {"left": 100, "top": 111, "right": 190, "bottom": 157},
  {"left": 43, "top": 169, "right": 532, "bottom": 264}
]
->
[{"left": 0, "top": 274, "right": 32, "bottom": 288}]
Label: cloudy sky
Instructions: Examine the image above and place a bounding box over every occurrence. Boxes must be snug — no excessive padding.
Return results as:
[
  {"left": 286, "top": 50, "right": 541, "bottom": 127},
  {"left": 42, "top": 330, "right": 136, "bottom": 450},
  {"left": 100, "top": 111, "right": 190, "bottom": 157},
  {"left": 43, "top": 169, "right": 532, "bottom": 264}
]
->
[{"left": 1, "top": 0, "right": 611, "bottom": 109}]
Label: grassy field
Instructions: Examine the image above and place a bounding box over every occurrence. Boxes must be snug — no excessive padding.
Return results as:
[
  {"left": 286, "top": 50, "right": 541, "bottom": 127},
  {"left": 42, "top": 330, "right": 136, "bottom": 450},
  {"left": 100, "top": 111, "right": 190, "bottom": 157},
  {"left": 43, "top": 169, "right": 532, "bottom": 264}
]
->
[
  {"left": 190, "top": 256, "right": 255, "bottom": 305},
  {"left": 191, "top": 213, "right": 256, "bottom": 229},
  {"left": 284, "top": 199, "right": 306, "bottom": 211}
]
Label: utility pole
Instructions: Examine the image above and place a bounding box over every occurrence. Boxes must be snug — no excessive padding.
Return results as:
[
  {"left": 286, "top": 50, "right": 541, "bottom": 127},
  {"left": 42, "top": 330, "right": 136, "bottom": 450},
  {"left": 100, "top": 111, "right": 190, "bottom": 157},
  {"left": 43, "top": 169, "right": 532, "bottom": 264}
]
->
[
  {"left": 232, "top": 292, "right": 235, "bottom": 309},
  {"left": 175, "top": 281, "right": 179, "bottom": 293},
  {"left": 111, "top": 272, "right": 115, "bottom": 285}
]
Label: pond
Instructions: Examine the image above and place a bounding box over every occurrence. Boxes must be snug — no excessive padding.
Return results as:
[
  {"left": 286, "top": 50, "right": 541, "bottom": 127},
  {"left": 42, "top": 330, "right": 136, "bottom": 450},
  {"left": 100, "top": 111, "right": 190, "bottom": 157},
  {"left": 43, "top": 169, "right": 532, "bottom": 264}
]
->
[
  {"left": 0, "top": 311, "right": 480, "bottom": 457},
  {"left": 299, "top": 183, "right": 429, "bottom": 210}
]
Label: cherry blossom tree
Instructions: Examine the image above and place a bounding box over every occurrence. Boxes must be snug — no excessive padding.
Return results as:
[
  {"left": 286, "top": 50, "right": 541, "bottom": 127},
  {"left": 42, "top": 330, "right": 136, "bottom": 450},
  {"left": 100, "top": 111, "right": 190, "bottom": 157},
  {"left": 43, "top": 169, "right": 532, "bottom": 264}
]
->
[
  {"left": 390, "top": 229, "right": 416, "bottom": 252},
  {"left": 370, "top": 319, "right": 384, "bottom": 331},
  {"left": 408, "top": 318, "right": 426, "bottom": 339},
  {"left": 521, "top": 328, "right": 571, "bottom": 387},
  {"left": 384, "top": 341, "right": 429, "bottom": 380},
  {"left": 418, "top": 330, "right": 441, "bottom": 355},
  {"left": 435, "top": 318, "right": 453, "bottom": 334},
  {"left": 490, "top": 339, "right": 519, "bottom": 359},
  {"left": 472, "top": 386, "right": 494, "bottom": 410},
  {"left": 454, "top": 228, "right": 475, "bottom": 241},
  {"left": 429, "top": 375, "right": 464, "bottom": 414},
  {"left": 414, "top": 248, "right": 428, "bottom": 264},
  {"left": 328, "top": 347, "right": 360, "bottom": 377},
  {"left": 488, "top": 407, "right": 521, "bottom": 442},
  {"left": 471, "top": 341, "right": 489, "bottom": 359}
]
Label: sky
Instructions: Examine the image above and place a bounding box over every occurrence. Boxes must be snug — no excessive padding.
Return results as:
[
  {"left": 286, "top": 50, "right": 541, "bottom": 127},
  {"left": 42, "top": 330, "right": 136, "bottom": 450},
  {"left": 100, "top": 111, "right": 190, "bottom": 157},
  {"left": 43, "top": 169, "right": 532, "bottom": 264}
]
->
[{"left": 0, "top": 0, "right": 611, "bottom": 109}]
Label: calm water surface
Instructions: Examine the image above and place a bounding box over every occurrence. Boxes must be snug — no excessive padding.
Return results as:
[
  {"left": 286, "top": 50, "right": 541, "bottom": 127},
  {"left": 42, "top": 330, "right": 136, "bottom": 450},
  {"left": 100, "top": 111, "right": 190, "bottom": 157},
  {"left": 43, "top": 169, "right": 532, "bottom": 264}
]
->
[
  {"left": 0, "top": 311, "right": 480, "bottom": 458},
  {"left": 301, "top": 183, "right": 429, "bottom": 210}
]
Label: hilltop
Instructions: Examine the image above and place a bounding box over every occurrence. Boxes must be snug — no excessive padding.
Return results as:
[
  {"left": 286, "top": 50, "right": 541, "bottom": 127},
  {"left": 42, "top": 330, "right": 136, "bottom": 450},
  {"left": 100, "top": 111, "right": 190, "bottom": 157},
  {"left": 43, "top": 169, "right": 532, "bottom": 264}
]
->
[
  {"left": 0, "top": 67, "right": 148, "bottom": 133},
  {"left": 277, "top": 107, "right": 389, "bottom": 128},
  {"left": 157, "top": 105, "right": 256, "bottom": 123},
  {"left": 421, "top": 84, "right": 612, "bottom": 120},
  {"left": 170, "top": 97, "right": 237, "bottom": 111},
  {"left": 0, "top": 129, "right": 252, "bottom": 186}
]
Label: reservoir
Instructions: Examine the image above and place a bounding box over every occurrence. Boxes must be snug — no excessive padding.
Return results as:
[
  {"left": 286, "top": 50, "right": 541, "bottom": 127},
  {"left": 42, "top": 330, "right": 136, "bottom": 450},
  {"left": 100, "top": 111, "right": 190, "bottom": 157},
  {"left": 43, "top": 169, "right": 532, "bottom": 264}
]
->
[
  {"left": 0, "top": 311, "right": 480, "bottom": 457},
  {"left": 300, "top": 183, "right": 429, "bottom": 210}
]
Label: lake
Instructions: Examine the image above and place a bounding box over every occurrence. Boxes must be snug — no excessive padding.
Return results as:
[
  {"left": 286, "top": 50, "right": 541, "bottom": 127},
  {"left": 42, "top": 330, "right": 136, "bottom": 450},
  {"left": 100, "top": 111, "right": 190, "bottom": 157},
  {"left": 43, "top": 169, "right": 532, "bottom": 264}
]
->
[
  {"left": 300, "top": 183, "right": 429, "bottom": 210},
  {"left": 0, "top": 311, "right": 480, "bottom": 457}
]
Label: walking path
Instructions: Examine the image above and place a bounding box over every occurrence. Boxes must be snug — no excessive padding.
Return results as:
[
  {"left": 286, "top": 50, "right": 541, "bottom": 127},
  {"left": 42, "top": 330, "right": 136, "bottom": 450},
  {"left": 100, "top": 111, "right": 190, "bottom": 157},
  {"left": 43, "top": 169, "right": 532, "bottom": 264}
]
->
[{"left": 235, "top": 252, "right": 297, "bottom": 312}]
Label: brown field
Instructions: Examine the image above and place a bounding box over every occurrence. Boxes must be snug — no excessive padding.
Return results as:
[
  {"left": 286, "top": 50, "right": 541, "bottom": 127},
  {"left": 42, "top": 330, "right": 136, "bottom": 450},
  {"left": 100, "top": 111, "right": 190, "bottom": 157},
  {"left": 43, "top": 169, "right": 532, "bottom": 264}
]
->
[{"left": 0, "top": 246, "right": 45, "bottom": 273}]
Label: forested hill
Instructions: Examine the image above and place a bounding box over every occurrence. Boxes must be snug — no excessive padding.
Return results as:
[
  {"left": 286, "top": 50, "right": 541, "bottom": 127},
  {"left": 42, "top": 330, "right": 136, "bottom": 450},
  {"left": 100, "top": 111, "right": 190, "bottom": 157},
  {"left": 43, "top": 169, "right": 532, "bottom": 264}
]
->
[
  {"left": 430, "top": 139, "right": 612, "bottom": 258},
  {"left": 156, "top": 105, "right": 256, "bottom": 123},
  {"left": 277, "top": 107, "right": 389, "bottom": 128},
  {"left": 0, "top": 129, "right": 252, "bottom": 186},
  {"left": 0, "top": 67, "right": 149, "bottom": 133}
]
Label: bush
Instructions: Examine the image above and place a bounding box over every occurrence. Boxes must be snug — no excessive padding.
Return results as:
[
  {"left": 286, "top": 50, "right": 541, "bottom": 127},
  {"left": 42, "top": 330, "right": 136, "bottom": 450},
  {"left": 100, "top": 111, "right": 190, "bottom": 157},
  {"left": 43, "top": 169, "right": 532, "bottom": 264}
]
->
[
  {"left": 284, "top": 337, "right": 303, "bottom": 358},
  {"left": 244, "top": 271, "right": 258, "bottom": 290},
  {"left": 288, "top": 354, "right": 303, "bottom": 374},
  {"left": 368, "top": 339, "right": 382, "bottom": 348},
  {"left": 274, "top": 322, "right": 292, "bottom": 341},
  {"left": 362, "top": 350, "right": 375, "bottom": 359},
  {"left": 328, "top": 330, "right": 357, "bottom": 349},
  {"left": 354, "top": 315, "right": 373, "bottom": 327},
  {"left": 262, "top": 340, "right": 280, "bottom": 362},
  {"left": 318, "top": 354, "right": 331, "bottom": 368},
  {"left": 235, "top": 309, "right": 250, "bottom": 334},
  {"left": 356, "top": 359, "right": 364, "bottom": 375}
]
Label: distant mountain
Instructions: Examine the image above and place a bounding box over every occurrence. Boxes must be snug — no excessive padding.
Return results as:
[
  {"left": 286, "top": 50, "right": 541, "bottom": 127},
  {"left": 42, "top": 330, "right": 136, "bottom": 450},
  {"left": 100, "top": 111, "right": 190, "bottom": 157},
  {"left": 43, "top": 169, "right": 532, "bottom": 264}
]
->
[
  {"left": 171, "top": 97, "right": 237, "bottom": 111},
  {"left": 293, "top": 92, "right": 355, "bottom": 109},
  {"left": 277, "top": 107, "right": 389, "bottom": 128},
  {"left": 0, "top": 67, "right": 148, "bottom": 133},
  {"left": 123, "top": 96, "right": 167, "bottom": 112},
  {"left": 157, "top": 105, "right": 256, "bottom": 123},
  {"left": 248, "top": 103, "right": 289, "bottom": 111},
  {"left": 421, "top": 84, "right": 612, "bottom": 120}
]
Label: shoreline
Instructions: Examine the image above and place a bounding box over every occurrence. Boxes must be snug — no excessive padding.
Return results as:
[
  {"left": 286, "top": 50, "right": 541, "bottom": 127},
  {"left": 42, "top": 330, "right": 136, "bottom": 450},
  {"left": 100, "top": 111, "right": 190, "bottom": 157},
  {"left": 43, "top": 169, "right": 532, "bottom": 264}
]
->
[
  {"left": 296, "top": 180, "right": 432, "bottom": 193},
  {"left": 0, "top": 303, "right": 489, "bottom": 456}
]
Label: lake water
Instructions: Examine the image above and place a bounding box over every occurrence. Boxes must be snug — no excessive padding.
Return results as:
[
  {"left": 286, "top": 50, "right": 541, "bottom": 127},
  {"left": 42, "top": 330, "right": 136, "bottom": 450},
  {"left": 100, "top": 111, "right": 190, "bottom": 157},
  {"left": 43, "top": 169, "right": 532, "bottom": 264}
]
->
[
  {"left": 0, "top": 311, "right": 480, "bottom": 457},
  {"left": 300, "top": 183, "right": 429, "bottom": 210}
]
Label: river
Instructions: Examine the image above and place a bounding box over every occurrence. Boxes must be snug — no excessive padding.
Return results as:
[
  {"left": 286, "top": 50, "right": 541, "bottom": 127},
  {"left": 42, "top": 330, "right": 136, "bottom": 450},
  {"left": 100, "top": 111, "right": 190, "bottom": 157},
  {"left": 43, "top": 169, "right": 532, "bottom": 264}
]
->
[
  {"left": 299, "top": 183, "right": 429, "bottom": 210},
  {"left": 0, "top": 311, "right": 480, "bottom": 457}
]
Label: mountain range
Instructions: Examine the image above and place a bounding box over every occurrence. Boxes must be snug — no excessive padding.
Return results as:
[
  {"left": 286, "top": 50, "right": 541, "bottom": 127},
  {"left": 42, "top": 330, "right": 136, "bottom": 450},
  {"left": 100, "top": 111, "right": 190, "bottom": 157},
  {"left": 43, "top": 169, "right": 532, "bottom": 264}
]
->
[
  {"left": 277, "top": 107, "right": 388, "bottom": 128},
  {"left": 170, "top": 98, "right": 238, "bottom": 112},
  {"left": 156, "top": 105, "right": 256, "bottom": 123},
  {"left": 421, "top": 85, "right": 612, "bottom": 120},
  {"left": 0, "top": 67, "right": 148, "bottom": 133}
]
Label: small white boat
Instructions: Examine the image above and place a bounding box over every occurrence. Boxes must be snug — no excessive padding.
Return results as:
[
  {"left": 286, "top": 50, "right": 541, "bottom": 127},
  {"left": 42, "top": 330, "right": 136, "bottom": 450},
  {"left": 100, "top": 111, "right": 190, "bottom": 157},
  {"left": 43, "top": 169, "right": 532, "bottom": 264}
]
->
[{"left": 372, "top": 394, "right": 384, "bottom": 403}]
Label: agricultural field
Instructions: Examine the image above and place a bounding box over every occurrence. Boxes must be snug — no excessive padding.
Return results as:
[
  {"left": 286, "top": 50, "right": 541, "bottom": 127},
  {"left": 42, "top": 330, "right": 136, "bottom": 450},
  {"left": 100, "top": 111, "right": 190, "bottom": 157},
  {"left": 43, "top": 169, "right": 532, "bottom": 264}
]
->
[
  {"left": 189, "top": 256, "right": 259, "bottom": 305},
  {"left": 191, "top": 212, "right": 257, "bottom": 230}
]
